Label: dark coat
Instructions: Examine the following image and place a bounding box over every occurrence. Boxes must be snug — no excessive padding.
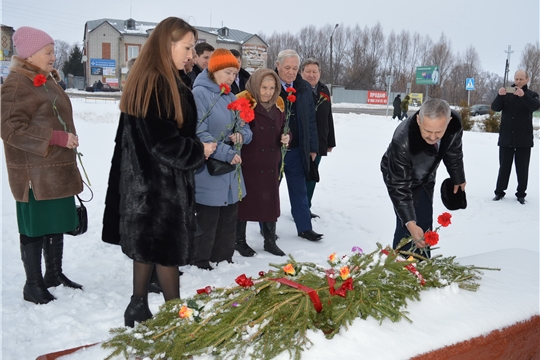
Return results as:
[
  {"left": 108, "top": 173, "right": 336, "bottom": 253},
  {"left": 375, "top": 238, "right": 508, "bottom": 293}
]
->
[
  {"left": 276, "top": 71, "right": 318, "bottom": 179},
  {"left": 101, "top": 78, "right": 205, "bottom": 266},
  {"left": 312, "top": 82, "right": 336, "bottom": 155},
  {"left": 380, "top": 110, "right": 465, "bottom": 225},
  {"left": 231, "top": 68, "right": 251, "bottom": 95},
  {"left": 491, "top": 84, "right": 540, "bottom": 148},
  {"left": 1, "top": 56, "right": 82, "bottom": 202},
  {"left": 238, "top": 99, "right": 286, "bottom": 222},
  {"left": 393, "top": 96, "right": 402, "bottom": 116}
]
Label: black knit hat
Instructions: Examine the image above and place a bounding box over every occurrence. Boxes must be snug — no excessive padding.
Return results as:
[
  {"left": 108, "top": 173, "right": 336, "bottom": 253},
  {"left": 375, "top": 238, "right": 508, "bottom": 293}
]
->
[{"left": 441, "top": 178, "right": 467, "bottom": 210}]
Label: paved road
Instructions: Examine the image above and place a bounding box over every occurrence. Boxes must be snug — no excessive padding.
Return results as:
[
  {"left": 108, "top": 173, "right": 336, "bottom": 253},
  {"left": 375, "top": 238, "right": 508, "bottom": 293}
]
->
[{"left": 332, "top": 106, "right": 397, "bottom": 117}]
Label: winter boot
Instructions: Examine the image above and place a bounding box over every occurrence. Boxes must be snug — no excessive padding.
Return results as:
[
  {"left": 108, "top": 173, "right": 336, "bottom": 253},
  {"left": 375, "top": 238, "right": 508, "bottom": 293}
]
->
[
  {"left": 20, "top": 240, "right": 56, "bottom": 304},
  {"left": 262, "top": 222, "right": 285, "bottom": 256},
  {"left": 124, "top": 295, "right": 153, "bottom": 327},
  {"left": 43, "top": 234, "right": 83, "bottom": 289},
  {"left": 235, "top": 220, "right": 256, "bottom": 257}
]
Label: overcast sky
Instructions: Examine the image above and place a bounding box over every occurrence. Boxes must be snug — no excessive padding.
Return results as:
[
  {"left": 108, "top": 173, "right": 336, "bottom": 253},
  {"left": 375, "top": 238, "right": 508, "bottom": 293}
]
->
[{"left": 1, "top": 0, "right": 538, "bottom": 77}]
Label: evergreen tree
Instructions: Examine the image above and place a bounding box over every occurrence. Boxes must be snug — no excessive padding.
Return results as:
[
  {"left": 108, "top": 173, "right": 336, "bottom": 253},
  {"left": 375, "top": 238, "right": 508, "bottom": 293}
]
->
[{"left": 62, "top": 45, "right": 83, "bottom": 76}]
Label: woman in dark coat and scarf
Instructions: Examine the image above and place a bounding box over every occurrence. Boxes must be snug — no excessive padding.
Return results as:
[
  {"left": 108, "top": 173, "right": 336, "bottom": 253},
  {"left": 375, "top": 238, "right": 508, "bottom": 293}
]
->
[
  {"left": 101, "top": 17, "right": 215, "bottom": 327},
  {"left": 235, "top": 69, "right": 290, "bottom": 257}
]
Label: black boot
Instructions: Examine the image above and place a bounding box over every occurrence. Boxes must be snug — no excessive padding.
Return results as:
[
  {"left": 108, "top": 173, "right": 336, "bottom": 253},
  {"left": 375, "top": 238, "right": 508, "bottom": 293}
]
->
[
  {"left": 20, "top": 240, "right": 56, "bottom": 304},
  {"left": 235, "top": 220, "right": 256, "bottom": 257},
  {"left": 148, "top": 266, "right": 162, "bottom": 294},
  {"left": 262, "top": 222, "right": 285, "bottom": 256},
  {"left": 43, "top": 234, "right": 83, "bottom": 289},
  {"left": 124, "top": 295, "right": 153, "bottom": 327}
]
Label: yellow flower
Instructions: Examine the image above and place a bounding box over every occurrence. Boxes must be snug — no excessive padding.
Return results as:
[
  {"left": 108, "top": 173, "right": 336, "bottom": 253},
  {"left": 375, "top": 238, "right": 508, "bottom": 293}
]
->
[
  {"left": 179, "top": 305, "right": 193, "bottom": 319},
  {"left": 329, "top": 253, "right": 337, "bottom": 263},
  {"left": 283, "top": 264, "right": 296, "bottom": 276},
  {"left": 407, "top": 256, "right": 415, "bottom": 262},
  {"left": 340, "top": 266, "right": 350, "bottom": 280}
]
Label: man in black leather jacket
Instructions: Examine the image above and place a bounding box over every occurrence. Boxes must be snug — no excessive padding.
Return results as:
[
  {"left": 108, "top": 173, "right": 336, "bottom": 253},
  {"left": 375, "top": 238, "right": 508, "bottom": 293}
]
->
[
  {"left": 381, "top": 98, "right": 466, "bottom": 253},
  {"left": 491, "top": 70, "right": 540, "bottom": 204}
]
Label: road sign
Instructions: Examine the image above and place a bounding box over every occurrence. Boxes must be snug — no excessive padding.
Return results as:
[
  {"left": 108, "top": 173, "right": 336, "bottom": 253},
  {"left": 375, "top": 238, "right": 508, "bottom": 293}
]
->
[
  {"left": 416, "top": 66, "right": 439, "bottom": 85},
  {"left": 89, "top": 58, "right": 116, "bottom": 68},
  {"left": 466, "top": 78, "right": 475, "bottom": 90}
]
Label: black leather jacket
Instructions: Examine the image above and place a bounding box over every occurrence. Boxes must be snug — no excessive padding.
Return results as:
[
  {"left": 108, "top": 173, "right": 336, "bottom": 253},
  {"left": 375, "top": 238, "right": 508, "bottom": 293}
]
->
[{"left": 381, "top": 110, "right": 465, "bottom": 225}]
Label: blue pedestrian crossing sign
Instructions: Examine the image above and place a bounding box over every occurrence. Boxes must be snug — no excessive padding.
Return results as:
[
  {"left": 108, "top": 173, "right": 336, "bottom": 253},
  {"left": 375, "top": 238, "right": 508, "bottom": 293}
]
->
[{"left": 466, "top": 78, "right": 475, "bottom": 90}]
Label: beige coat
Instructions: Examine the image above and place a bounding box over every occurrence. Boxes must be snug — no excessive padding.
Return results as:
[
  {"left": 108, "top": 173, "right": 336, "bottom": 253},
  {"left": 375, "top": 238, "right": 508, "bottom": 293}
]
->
[{"left": 1, "top": 56, "right": 82, "bottom": 202}]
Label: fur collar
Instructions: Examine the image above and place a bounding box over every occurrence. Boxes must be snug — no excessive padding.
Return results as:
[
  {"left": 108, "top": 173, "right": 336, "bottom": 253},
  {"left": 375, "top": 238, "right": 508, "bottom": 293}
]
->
[
  {"left": 10, "top": 56, "right": 61, "bottom": 83},
  {"left": 408, "top": 109, "right": 462, "bottom": 155}
]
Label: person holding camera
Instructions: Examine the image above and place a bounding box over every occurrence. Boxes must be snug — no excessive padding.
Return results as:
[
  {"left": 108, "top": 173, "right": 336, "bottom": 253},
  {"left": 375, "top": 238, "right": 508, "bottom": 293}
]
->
[
  {"left": 1, "top": 26, "right": 84, "bottom": 305},
  {"left": 491, "top": 70, "right": 540, "bottom": 204}
]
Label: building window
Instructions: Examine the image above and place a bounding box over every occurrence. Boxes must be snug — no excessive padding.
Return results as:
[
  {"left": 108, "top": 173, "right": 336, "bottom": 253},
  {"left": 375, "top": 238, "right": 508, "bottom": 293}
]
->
[
  {"left": 102, "top": 43, "right": 111, "bottom": 59},
  {"left": 127, "top": 45, "right": 139, "bottom": 61}
]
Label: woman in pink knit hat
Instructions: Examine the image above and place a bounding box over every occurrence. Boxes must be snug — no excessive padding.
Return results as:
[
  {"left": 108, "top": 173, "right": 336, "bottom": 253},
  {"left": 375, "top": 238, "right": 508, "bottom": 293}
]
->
[{"left": 1, "top": 26, "right": 83, "bottom": 304}]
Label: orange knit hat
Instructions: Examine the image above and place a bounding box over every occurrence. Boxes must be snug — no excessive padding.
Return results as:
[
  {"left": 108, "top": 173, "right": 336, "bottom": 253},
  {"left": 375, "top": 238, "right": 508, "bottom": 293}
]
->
[{"left": 208, "top": 48, "right": 240, "bottom": 73}]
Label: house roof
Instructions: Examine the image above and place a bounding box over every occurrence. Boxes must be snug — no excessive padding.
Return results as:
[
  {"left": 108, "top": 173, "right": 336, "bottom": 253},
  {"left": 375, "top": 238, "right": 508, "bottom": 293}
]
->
[
  {"left": 196, "top": 26, "right": 267, "bottom": 46},
  {"left": 85, "top": 18, "right": 158, "bottom": 38},
  {"left": 84, "top": 19, "right": 266, "bottom": 46}
]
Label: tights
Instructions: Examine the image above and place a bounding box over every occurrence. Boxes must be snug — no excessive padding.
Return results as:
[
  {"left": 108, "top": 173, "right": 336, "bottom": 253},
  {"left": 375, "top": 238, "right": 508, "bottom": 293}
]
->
[{"left": 132, "top": 261, "right": 179, "bottom": 301}]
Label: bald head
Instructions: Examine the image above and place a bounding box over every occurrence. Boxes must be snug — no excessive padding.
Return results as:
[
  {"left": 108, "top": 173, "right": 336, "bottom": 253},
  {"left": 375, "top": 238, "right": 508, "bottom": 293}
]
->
[{"left": 514, "top": 70, "right": 529, "bottom": 89}]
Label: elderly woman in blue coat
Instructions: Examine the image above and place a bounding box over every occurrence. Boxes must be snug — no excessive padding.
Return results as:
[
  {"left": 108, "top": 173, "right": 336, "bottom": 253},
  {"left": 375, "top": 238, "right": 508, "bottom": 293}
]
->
[{"left": 192, "top": 49, "right": 253, "bottom": 270}]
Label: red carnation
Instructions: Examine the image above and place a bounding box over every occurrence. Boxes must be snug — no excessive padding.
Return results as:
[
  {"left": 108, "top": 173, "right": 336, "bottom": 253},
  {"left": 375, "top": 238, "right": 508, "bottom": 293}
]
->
[
  {"left": 33, "top": 74, "right": 47, "bottom": 87},
  {"left": 286, "top": 87, "right": 296, "bottom": 94},
  {"left": 424, "top": 231, "right": 439, "bottom": 246},
  {"left": 437, "top": 212, "right": 452, "bottom": 227},
  {"left": 235, "top": 274, "right": 254, "bottom": 287},
  {"left": 320, "top": 92, "right": 330, "bottom": 101},
  {"left": 287, "top": 94, "right": 296, "bottom": 103},
  {"left": 220, "top": 83, "right": 231, "bottom": 95},
  {"left": 240, "top": 109, "right": 254, "bottom": 123}
]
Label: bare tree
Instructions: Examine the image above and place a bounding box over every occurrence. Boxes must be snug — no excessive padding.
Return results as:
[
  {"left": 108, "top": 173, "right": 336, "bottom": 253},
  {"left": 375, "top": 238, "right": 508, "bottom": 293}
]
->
[
  {"left": 424, "top": 33, "right": 454, "bottom": 98},
  {"left": 54, "top": 40, "right": 71, "bottom": 74},
  {"left": 519, "top": 42, "right": 540, "bottom": 90}
]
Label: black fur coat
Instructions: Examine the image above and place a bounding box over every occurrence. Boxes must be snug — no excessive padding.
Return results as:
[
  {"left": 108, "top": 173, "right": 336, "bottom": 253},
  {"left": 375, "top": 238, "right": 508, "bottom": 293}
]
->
[{"left": 102, "top": 79, "right": 205, "bottom": 266}]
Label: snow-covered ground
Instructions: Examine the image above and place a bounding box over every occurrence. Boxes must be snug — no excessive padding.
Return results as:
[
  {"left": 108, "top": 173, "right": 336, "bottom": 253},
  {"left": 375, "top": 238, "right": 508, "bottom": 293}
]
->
[{"left": 1, "top": 98, "right": 538, "bottom": 359}]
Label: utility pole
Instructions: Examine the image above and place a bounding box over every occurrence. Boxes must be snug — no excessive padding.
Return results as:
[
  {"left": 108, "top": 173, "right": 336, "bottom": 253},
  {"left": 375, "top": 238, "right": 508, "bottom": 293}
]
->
[
  {"left": 329, "top": 23, "right": 339, "bottom": 96},
  {"left": 503, "top": 45, "right": 513, "bottom": 86}
]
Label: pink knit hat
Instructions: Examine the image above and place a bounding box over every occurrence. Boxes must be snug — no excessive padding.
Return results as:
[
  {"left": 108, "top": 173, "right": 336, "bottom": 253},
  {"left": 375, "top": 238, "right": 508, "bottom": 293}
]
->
[{"left": 13, "top": 26, "right": 54, "bottom": 59}]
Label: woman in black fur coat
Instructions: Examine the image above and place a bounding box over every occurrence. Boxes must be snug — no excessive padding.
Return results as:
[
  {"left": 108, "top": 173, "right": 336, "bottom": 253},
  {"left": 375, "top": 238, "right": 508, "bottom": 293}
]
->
[{"left": 101, "top": 17, "right": 216, "bottom": 327}]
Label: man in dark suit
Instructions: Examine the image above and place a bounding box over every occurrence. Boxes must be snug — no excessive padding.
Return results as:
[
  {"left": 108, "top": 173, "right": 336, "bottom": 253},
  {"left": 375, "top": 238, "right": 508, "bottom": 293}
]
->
[
  {"left": 275, "top": 49, "right": 322, "bottom": 241},
  {"left": 229, "top": 49, "right": 251, "bottom": 95},
  {"left": 300, "top": 58, "right": 336, "bottom": 218},
  {"left": 491, "top": 69, "right": 540, "bottom": 204}
]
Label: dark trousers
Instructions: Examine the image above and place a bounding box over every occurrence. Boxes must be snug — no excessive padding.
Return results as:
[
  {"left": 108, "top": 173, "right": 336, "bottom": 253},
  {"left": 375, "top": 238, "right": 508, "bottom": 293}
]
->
[
  {"left": 284, "top": 147, "right": 312, "bottom": 233},
  {"left": 393, "top": 186, "right": 432, "bottom": 255},
  {"left": 192, "top": 203, "right": 238, "bottom": 268},
  {"left": 495, "top": 146, "right": 531, "bottom": 198},
  {"left": 306, "top": 155, "right": 322, "bottom": 208}
]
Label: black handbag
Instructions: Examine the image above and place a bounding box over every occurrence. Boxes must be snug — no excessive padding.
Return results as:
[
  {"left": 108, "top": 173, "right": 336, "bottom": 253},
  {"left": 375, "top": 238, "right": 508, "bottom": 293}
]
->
[
  {"left": 206, "top": 157, "right": 236, "bottom": 176},
  {"left": 66, "top": 183, "right": 93, "bottom": 236}
]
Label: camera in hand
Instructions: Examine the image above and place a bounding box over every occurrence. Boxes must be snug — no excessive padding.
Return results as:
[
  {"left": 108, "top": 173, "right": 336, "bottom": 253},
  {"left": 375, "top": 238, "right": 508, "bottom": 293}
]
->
[{"left": 505, "top": 87, "right": 516, "bottom": 94}]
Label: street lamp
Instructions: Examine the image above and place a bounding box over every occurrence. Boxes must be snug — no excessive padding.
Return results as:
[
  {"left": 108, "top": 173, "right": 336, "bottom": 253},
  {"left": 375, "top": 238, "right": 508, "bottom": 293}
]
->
[{"left": 330, "top": 23, "right": 339, "bottom": 95}]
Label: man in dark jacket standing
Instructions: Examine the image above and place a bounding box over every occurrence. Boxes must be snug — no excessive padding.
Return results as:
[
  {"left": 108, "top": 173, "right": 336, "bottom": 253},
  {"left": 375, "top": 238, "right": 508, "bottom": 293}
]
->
[
  {"left": 301, "top": 58, "right": 336, "bottom": 218},
  {"left": 381, "top": 98, "right": 466, "bottom": 253},
  {"left": 392, "top": 94, "right": 402, "bottom": 120},
  {"left": 275, "top": 49, "right": 322, "bottom": 241},
  {"left": 229, "top": 49, "right": 251, "bottom": 95},
  {"left": 491, "top": 70, "right": 540, "bottom": 204}
]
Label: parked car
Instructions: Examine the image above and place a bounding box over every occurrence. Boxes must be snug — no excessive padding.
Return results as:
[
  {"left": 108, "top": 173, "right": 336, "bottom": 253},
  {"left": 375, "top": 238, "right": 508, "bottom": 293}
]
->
[
  {"left": 470, "top": 104, "right": 490, "bottom": 116},
  {"left": 85, "top": 83, "right": 120, "bottom": 93}
]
